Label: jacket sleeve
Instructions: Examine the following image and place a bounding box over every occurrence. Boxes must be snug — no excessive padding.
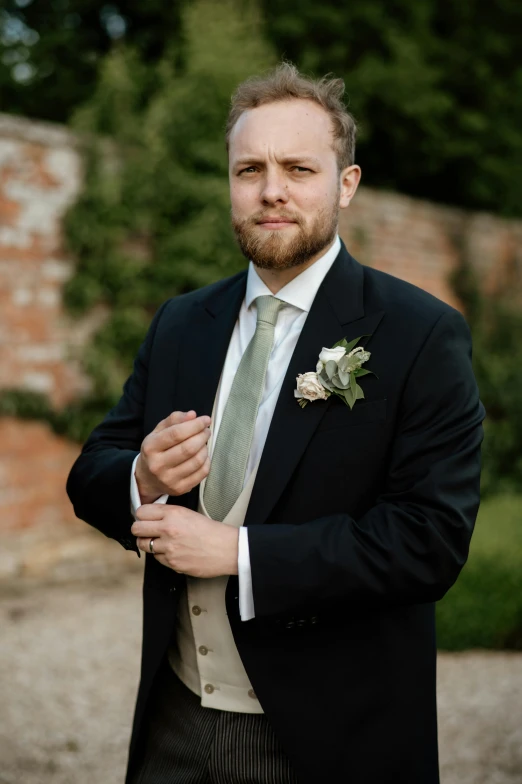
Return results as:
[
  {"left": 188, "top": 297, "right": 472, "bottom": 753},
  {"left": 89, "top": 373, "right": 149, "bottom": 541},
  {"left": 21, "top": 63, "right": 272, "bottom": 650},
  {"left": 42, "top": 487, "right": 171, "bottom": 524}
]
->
[
  {"left": 66, "top": 301, "right": 169, "bottom": 552},
  {"left": 247, "top": 310, "right": 486, "bottom": 617}
]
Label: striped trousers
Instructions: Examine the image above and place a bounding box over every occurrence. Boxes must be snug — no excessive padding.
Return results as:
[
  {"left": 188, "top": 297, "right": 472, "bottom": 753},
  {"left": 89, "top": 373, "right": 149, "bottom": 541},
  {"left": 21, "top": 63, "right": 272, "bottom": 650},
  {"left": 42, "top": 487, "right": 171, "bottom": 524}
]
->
[{"left": 131, "top": 659, "right": 299, "bottom": 784}]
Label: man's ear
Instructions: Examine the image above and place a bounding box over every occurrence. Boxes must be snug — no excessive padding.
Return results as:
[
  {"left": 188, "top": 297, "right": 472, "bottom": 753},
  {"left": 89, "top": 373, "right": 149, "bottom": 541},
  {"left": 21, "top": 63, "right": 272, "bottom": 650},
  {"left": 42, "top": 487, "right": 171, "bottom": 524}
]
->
[{"left": 339, "top": 165, "right": 361, "bottom": 208}]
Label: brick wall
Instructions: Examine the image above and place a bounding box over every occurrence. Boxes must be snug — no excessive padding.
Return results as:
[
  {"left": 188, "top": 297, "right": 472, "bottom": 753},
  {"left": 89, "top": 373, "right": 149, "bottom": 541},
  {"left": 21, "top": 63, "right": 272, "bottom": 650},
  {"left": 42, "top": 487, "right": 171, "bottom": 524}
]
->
[
  {"left": 0, "top": 114, "right": 106, "bottom": 407},
  {"left": 1, "top": 112, "right": 521, "bottom": 554},
  {"left": 340, "top": 188, "right": 522, "bottom": 307}
]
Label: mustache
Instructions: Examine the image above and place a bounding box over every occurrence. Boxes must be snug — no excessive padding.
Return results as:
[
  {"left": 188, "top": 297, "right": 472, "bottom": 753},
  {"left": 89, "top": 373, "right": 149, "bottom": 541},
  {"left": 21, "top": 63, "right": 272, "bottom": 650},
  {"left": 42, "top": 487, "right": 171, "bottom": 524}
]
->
[{"left": 238, "top": 210, "right": 304, "bottom": 227}]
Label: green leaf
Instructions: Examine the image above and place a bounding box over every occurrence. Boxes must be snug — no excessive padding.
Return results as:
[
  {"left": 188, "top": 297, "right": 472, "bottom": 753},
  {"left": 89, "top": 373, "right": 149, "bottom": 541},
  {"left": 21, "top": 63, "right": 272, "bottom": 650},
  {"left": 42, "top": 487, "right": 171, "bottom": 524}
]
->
[
  {"left": 350, "top": 371, "right": 357, "bottom": 397},
  {"left": 354, "top": 368, "right": 373, "bottom": 378},
  {"left": 355, "top": 383, "right": 365, "bottom": 400},
  {"left": 343, "top": 387, "right": 355, "bottom": 409},
  {"left": 332, "top": 338, "right": 348, "bottom": 349},
  {"left": 344, "top": 334, "right": 372, "bottom": 353},
  {"left": 319, "top": 372, "right": 335, "bottom": 392},
  {"left": 325, "top": 360, "right": 337, "bottom": 380},
  {"left": 344, "top": 336, "right": 362, "bottom": 353},
  {"left": 332, "top": 333, "right": 373, "bottom": 354},
  {"left": 337, "top": 368, "right": 350, "bottom": 386}
]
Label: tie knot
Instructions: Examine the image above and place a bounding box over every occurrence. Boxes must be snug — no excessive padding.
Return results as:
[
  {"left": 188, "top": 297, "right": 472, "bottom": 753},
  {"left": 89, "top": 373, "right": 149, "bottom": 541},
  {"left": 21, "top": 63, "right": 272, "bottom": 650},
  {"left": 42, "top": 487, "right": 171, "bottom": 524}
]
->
[{"left": 255, "top": 295, "right": 283, "bottom": 326}]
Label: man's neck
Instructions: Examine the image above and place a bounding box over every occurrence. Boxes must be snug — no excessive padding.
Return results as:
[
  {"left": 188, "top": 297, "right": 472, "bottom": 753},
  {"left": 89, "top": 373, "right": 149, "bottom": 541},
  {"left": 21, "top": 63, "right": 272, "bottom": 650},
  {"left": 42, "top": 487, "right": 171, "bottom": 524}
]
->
[{"left": 253, "top": 237, "right": 337, "bottom": 295}]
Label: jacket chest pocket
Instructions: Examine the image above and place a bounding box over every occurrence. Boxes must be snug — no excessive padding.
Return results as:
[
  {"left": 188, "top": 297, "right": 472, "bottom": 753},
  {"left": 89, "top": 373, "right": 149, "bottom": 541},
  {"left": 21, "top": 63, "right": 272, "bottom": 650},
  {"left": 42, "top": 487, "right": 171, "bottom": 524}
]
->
[{"left": 316, "top": 397, "right": 387, "bottom": 432}]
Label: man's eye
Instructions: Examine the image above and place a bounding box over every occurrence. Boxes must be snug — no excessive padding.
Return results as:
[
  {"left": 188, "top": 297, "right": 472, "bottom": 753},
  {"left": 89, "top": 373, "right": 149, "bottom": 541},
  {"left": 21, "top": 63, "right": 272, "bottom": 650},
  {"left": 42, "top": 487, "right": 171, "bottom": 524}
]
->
[
  {"left": 292, "top": 166, "right": 311, "bottom": 173},
  {"left": 239, "top": 167, "right": 257, "bottom": 174}
]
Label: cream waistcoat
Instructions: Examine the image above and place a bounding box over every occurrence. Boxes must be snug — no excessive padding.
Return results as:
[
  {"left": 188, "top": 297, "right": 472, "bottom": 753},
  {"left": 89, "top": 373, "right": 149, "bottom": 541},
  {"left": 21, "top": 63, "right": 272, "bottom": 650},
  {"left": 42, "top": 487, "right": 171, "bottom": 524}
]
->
[{"left": 168, "top": 461, "right": 262, "bottom": 714}]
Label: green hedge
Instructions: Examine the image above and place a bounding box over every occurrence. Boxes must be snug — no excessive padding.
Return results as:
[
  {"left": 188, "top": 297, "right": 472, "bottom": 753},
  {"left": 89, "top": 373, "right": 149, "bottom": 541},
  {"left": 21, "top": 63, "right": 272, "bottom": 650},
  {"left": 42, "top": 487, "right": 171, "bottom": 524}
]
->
[{"left": 437, "top": 494, "right": 522, "bottom": 650}]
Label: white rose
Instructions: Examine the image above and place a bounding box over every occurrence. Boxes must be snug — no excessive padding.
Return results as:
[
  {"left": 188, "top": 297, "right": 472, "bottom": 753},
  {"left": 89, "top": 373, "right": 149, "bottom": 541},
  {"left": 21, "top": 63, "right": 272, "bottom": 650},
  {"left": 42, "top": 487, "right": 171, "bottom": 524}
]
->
[
  {"left": 294, "top": 372, "right": 329, "bottom": 402},
  {"left": 318, "top": 346, "right": 346, "bottom": 365}
]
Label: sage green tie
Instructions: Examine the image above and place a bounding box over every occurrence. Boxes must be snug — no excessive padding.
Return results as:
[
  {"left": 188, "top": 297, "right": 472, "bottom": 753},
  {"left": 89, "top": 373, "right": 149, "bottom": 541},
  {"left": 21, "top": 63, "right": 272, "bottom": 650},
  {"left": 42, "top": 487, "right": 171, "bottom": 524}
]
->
[{"left": 203, "top": 295, "right": 283, "bottom": 522}]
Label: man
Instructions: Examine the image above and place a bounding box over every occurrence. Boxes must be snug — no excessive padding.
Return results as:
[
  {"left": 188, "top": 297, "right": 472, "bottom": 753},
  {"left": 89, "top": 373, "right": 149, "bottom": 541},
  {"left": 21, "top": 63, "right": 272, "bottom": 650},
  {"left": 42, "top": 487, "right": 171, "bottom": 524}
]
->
[{"left": 67, "top": 63, "right": 485, "bottom": 784}]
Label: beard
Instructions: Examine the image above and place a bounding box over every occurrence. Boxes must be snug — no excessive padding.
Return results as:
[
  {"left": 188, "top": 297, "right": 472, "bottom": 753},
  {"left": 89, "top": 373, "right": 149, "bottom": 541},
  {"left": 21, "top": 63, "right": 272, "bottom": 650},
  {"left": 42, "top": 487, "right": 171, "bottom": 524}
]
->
[{"left": 231, "top": 195, "right": 339, "bottom": 271}]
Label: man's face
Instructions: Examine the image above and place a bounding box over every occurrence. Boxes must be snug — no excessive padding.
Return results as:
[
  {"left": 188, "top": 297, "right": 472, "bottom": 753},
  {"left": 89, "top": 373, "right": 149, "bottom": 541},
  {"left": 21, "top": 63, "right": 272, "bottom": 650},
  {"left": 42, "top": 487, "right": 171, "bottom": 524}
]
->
[{"left": 228, "top": 99, "right": 357, "bottom": 270}]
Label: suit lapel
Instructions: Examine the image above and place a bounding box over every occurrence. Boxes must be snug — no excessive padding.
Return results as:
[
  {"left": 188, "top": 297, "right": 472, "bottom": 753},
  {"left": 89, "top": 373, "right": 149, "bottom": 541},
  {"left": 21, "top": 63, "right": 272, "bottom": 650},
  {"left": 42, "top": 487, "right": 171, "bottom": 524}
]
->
[
  {"left": 245, "top": 244, "right": 384, "bottom": 526},
  {"left": 176, "top": 272, "right": 247, "bottom": 419}
]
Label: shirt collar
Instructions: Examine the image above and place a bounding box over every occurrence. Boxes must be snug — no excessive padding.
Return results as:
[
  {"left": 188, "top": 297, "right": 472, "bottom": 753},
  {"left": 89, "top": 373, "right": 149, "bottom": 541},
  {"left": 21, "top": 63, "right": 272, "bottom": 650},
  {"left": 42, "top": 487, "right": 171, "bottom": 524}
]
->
[{"left": 245, "top": 234, "right": 341, "bottom": 313}]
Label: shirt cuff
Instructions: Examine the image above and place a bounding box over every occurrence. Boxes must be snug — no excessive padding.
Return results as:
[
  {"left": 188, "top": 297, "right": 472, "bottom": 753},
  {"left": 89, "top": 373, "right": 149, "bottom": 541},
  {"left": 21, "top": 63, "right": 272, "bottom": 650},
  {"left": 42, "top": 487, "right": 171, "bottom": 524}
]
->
[
  {"left": 130, "top": 454, "right": 169, "bottom": 518},
  {"left": 238, "top": 527, "right": 255, "bottom": 621}
]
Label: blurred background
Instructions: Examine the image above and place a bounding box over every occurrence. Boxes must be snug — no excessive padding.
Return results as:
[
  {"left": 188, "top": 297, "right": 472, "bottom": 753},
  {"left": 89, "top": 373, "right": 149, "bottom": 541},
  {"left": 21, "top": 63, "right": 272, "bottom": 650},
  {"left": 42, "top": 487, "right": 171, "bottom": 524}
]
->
[{"left": 0, "top": 1, "right": 521, "bottom": 782}]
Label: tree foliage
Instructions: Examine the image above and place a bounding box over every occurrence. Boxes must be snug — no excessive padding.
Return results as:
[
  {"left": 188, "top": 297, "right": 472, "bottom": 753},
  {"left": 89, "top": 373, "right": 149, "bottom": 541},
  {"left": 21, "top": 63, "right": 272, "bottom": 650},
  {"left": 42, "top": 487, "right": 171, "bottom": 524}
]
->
[
  {"left": 0, "top": 0, "right": 183, "bottom": 122},
  {"left": 2, "top": 0, "right": 521, "bottom": 216},
  {"left": 451, "top": 259, "right": 522, "bottom": 497},
  {"left": 261, "top": 0, "right": 522, "bottom": 217},
  {"left": 437, "top": 494, "right": 522, "bottom": 650}
]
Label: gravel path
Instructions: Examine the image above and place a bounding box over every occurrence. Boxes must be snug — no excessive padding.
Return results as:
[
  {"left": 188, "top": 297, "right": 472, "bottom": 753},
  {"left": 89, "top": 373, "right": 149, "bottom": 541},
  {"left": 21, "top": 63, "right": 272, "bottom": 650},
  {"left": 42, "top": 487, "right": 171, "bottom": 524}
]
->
[{"left": 1, "top": 571, "right": 521, "bottom": 784}]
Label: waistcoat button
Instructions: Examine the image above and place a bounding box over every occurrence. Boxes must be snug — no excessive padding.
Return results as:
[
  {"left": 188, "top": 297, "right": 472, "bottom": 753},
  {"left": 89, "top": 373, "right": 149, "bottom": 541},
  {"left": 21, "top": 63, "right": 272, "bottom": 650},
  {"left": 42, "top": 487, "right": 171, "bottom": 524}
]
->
[
  {"left": 204, "top": 684, "right": 214, "bottom": 694},
  {"left": 248, "top": 689, "right": 257, "bottom": 700},
  {"left": 198, "top": 646, "right": 208, "bottom": 655},
  {"left": 192, "top": 606, "right": 202, "bottom": 616}
]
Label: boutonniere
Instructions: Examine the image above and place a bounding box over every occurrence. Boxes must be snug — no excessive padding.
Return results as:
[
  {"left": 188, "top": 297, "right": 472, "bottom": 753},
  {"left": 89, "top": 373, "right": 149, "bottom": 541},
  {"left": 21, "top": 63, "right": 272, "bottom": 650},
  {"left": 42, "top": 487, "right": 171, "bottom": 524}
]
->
[{"left": 294, "top": 335, "right": 376, "bottom": 410}]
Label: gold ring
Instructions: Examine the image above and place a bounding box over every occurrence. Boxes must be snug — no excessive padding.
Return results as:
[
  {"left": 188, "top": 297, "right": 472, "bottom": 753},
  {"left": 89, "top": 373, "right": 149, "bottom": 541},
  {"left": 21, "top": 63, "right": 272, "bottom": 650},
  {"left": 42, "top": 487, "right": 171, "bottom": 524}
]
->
[{"left": 149, "top": 538, "right": 156, "bottom": 555}]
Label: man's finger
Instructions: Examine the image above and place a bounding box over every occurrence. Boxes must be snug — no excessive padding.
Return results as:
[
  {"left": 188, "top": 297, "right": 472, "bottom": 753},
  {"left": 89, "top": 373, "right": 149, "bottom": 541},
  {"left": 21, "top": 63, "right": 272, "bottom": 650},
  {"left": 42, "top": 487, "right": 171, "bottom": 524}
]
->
[
  {"left": 167, "top": 456, "right": 211, "bottom": 497},
  {"left": 135, "top": 503, "right": 166, "bottom": 521},
  {"left": 131, "top": 520, "right": 163, "bottom": 537},
  {"left": 153, "top": 410, "right": 196, "bottom": 434},
  {"left": 136, "top": 536, "right": 164, "bottom": 555},
  {"left": 154, "top": 416, "right": 211, "bottom": 452},
  {"left": 163, "top": 432, "right": 210, "bottom": 472}
]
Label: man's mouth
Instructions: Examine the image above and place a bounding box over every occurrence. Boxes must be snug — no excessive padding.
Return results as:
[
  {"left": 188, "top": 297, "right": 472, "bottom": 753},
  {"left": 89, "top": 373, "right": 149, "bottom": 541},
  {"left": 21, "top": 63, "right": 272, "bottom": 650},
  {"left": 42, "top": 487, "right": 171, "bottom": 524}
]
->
[{"left": 256, "top": 217, "right": 297, "bottom": 229}]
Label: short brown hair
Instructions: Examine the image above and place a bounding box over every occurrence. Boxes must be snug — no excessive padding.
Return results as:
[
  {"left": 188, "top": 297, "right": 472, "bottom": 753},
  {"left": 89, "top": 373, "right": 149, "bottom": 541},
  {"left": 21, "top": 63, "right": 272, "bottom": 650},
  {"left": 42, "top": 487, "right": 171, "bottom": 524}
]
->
[{"left": 226, "top": 62, "right": 357, "bottom": 169}]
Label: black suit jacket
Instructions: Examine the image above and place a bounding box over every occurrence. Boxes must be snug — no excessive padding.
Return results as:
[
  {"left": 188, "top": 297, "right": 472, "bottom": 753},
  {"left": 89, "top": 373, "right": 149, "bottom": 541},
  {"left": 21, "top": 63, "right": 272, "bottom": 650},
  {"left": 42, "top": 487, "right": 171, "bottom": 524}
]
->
[{"left": 67, "top": 242, "right": 485, "bottom": 784}]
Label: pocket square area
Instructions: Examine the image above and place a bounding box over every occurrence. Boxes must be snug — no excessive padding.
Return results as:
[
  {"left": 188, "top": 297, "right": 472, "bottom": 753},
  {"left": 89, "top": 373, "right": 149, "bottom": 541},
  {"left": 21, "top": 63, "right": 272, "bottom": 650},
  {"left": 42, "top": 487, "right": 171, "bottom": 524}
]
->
[{"left": 318, "top": 398, "right": 387, "bottom": 431}]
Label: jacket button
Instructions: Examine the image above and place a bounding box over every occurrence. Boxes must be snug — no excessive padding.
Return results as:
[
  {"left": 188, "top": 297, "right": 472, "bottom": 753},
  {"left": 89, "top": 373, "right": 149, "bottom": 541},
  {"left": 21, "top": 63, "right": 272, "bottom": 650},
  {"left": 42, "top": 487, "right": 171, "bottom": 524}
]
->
[
  {"left": 169, "top": 586, "right": 176, "bottom": 594},
  {"left": 285, "top": 620, "right": 295, "bottom": 629},
  {"left": 204, "top": 684, "right": 214, "bottom": 694}
]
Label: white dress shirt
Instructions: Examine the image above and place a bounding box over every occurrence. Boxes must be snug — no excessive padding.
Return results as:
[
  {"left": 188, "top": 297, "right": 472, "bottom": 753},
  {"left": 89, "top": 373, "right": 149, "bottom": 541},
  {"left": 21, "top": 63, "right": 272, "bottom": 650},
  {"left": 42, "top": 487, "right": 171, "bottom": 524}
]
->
[{"left": 131, "top": 235, "right": 341, "bottom": 621}]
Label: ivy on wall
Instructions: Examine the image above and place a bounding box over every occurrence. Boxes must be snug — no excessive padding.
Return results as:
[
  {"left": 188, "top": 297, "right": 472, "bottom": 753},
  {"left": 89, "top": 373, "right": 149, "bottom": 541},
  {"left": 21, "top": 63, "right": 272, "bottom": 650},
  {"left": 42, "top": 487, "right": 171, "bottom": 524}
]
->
[{"left": 0, "top": 0, "right": 274, "bottom": 441}]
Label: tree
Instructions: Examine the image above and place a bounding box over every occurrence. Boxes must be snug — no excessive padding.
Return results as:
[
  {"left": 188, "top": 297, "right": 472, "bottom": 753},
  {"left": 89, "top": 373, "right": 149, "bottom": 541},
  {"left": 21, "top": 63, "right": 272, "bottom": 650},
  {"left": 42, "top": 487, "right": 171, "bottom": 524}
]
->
[
  {"left": 261, "top": 0, "right": 522, "bottom": 217},
  {"left": 0, "top": 0, "right": 183, "bottom": 122}
]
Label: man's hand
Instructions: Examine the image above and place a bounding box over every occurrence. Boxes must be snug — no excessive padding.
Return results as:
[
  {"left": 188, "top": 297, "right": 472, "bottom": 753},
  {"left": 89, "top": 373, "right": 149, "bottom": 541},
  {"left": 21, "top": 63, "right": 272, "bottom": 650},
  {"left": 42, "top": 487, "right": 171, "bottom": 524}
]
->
[
  {"left": 135, "top": 410, "right": 212, "bottom": 504},
  {"left": 131, "top": 504, "right": 239, "bottom": 578}
]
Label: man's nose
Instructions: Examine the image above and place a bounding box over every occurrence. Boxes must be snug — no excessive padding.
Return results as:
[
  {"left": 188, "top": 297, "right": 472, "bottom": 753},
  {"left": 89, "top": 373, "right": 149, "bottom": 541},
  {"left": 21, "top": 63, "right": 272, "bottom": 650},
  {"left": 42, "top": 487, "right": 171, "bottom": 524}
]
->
[{"left": 260, "top": 172, "right": 289, "bottom": 205}]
